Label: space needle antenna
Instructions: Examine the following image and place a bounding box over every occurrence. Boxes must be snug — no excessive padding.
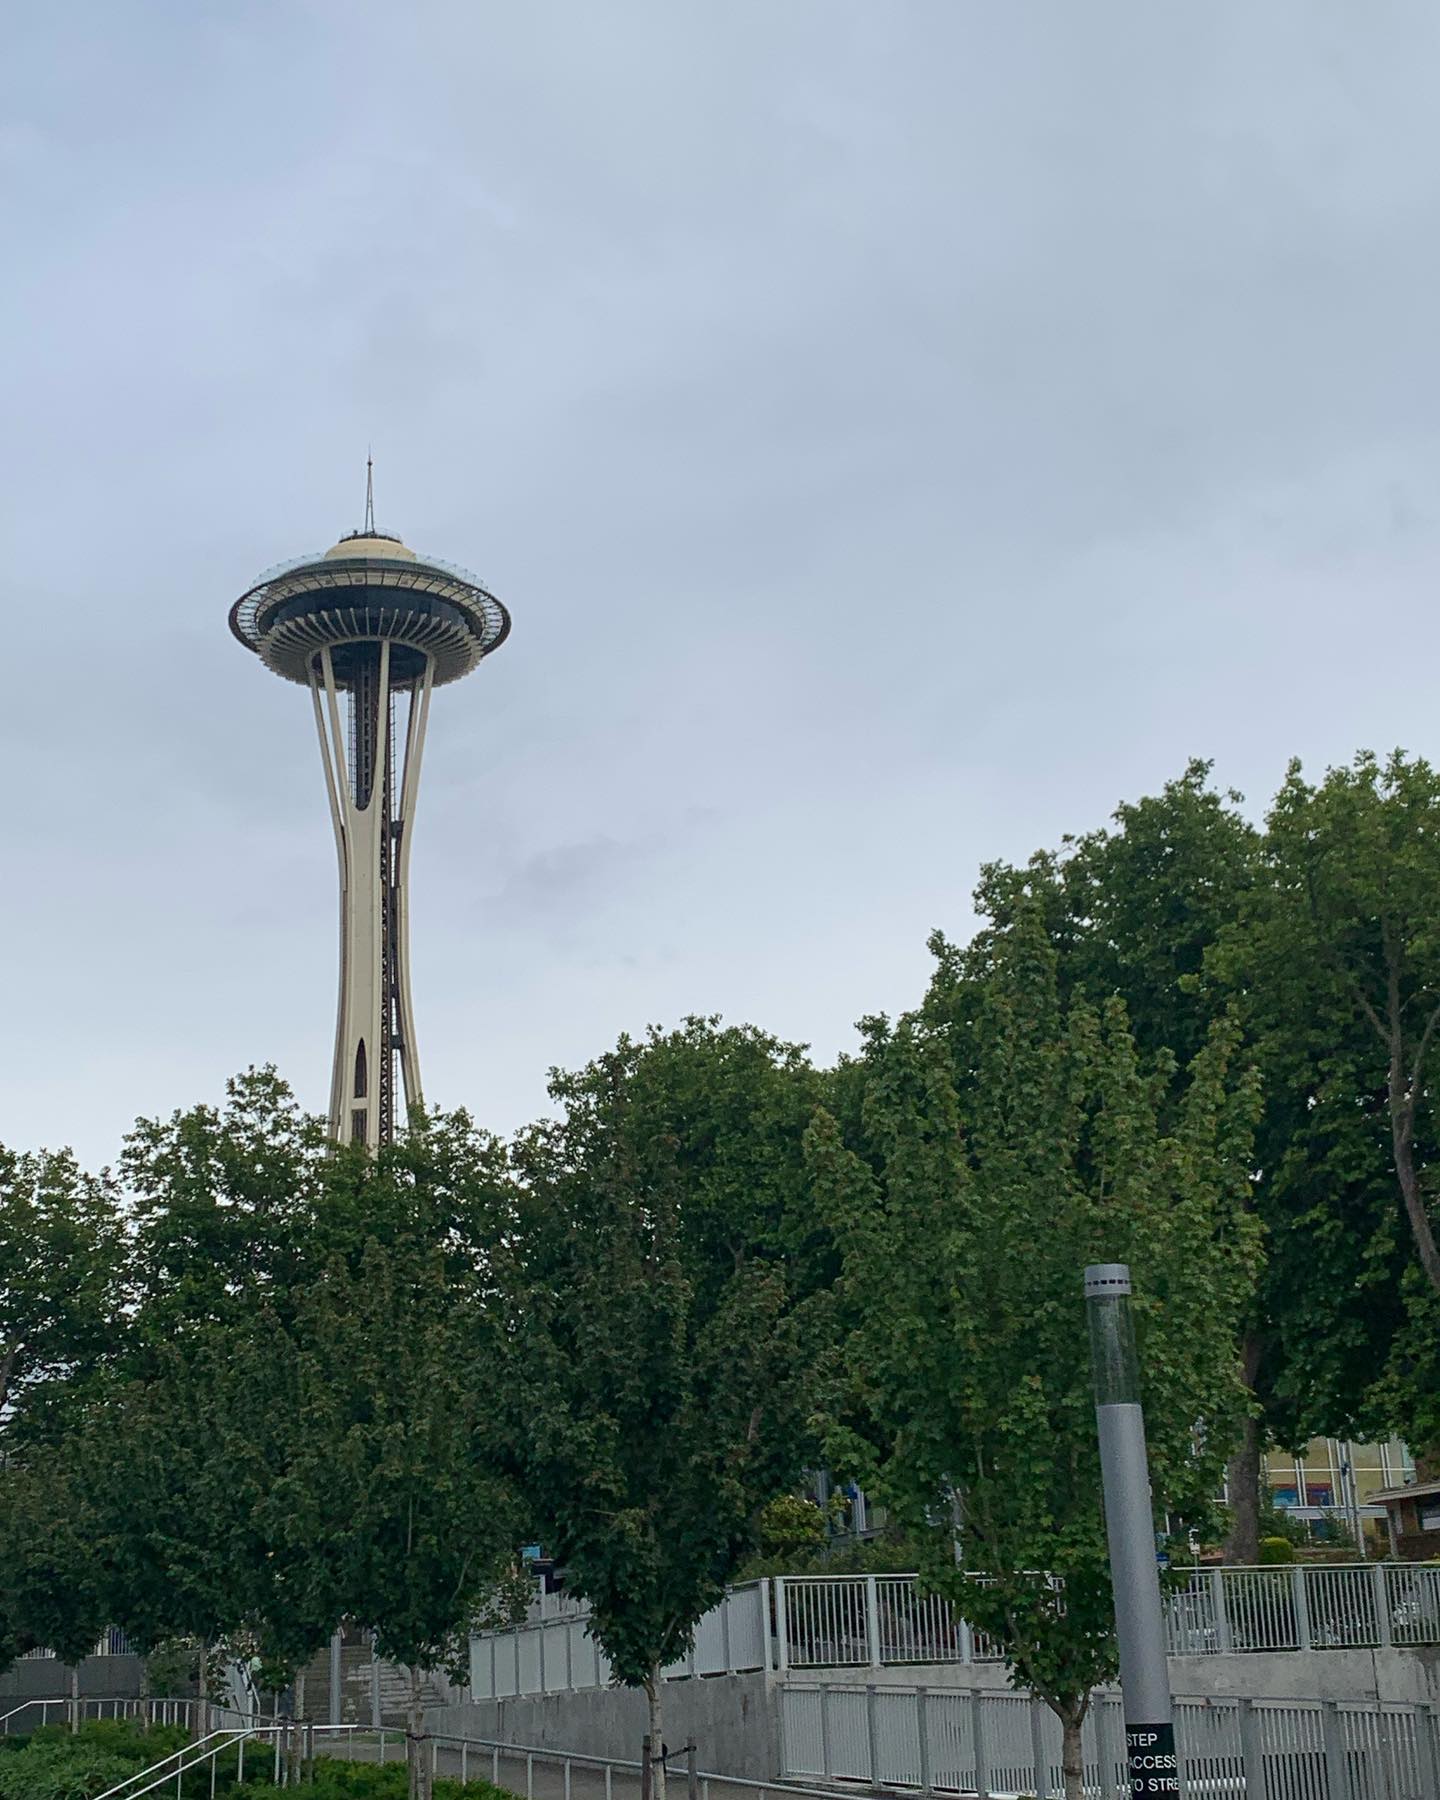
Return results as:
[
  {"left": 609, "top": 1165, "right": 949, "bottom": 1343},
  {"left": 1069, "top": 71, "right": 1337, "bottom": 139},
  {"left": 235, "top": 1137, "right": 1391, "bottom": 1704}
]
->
[{"left": 364, "top": 451, "right": 376, "bottom": 534}]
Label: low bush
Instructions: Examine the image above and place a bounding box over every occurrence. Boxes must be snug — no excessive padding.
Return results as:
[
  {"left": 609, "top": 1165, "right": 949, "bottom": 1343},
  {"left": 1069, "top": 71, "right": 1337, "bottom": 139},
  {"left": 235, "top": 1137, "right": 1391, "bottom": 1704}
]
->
[
  {"left": 0, "top": 1721, "right": 191, "bottom": 1800},
  {"left": 1258, "top": 1536, "right": 1297, "bottom": 1565},
  {"left": 0, "top": 1731, "right": 513, "bottom": 1800},
  {"left": 230, "top": 1756, "right": 510, "bottom": 1800}
]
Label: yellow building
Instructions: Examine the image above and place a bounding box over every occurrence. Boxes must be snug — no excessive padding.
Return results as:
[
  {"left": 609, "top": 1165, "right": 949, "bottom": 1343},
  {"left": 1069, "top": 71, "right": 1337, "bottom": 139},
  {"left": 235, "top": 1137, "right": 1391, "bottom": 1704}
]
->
[{"left": 1263, "top": 1437, "right": 1415, "bottom": 1552}]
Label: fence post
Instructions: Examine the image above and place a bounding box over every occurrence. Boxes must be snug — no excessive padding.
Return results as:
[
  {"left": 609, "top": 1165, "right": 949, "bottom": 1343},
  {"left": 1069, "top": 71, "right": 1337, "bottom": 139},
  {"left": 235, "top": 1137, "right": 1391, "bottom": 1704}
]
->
[
  {"left": 1028, "top": 1697, "right": 1048, "bottom": 1800},
  {"left": 1291, "top": 1565, "right": 1313, "bottom": 1652},
  {"left": 970, "top": 1692, "right": 990, "bottom": 1800},
  {"left": 916, "top": 1688, "right": 932, "bottom": 1793},
  {"left": 1414, "top": 1704, "right": 1440, "bottom": 1798},
  {"left": 864, "top": 1576, "right": 883, "bottom": 1668},
  {"left": 1210, "top": 1569, "right": 1233, "bottom": 1654},
  {"left": 720, "top": 1590, "right": 733, "bottom": 1674},
  {"left": 820, "top": 1685, "right": 833, "bottom": 1778},
  {"left": 1372, "top": 1565, "right": 1393, "bottom": 1649},
  {"left": 538, "top": 1624, "right": 547, "bottom": 1695},
  {"left": 775, "top": 1579, "right": 789, "bottom": 1674},
  {"left": 1320, "top": 1700, "right": 1348, "bottom": 1800},
  {"left": 329, "top": 1631, "right": 342, "bottom": 1728},
  {"left": 687, "top": 1740, "right": 699, "bottom": 1800},
  {"left": 1096, "top": 1694, "right": 1123, "bottom": 1800},
  {"left": 1236, "top": 1697, "right": 1263, "bottom": 1800},
  {"left": 958, "top": 1616, "right": 974, "bottom": 1664},
  {"left": 865, "top": 1684, "right": 880, "bottom": 1784}
]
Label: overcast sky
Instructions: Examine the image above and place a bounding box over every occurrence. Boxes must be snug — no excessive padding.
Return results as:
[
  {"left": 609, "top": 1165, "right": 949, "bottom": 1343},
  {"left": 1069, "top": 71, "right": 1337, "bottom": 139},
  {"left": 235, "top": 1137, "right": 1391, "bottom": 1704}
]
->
[{"left": 4, "top": 2, "right": 1439, "bottom": 1167}]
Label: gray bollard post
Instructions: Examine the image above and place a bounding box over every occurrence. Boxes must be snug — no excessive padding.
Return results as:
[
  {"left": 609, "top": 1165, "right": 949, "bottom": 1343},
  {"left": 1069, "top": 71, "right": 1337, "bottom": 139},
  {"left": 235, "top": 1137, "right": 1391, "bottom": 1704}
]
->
[{"left": 1085, "top": 1264, "right": 1178, "bottom": 1799}]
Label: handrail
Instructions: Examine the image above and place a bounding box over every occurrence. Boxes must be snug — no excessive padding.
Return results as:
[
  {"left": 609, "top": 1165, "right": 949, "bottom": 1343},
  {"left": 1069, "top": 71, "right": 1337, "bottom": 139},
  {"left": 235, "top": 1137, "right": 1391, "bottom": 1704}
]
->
[
  {"left": 91, "top": 1729, "right": 249, "bottom": 1800},
  {"left": 427, "top": 1728, "right": 886, "bottom": 1799},
  {"left": 0, "top": 1697, "right": 197, "bottom": 1736}
]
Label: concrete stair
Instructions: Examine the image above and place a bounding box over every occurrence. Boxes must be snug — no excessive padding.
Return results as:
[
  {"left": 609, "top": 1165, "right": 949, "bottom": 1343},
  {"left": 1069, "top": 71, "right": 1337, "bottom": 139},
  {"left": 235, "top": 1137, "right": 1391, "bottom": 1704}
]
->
[{"left": 297, "top": 1629, "right": 455, "bottom": 1726}]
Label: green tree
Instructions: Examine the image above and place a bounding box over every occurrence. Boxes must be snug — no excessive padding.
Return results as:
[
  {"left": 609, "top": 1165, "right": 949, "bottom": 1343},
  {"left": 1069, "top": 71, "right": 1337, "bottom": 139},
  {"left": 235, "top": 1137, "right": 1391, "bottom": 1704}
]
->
[
  {"left": 940, "top": 761, "right": 1409, "bottom": 1558},
  {"left": 273, "top": 1119, "right": 525, "bottom": 1800},
  {"left": 813, "top": 905, "right": 1259, "bottom": 1800},
  {"left": 506, "top": 1021, "right": 831, "bottom": 1800},
  {"left": 119, "top": 1066, "right": 323, "bottom": 1348},
  {"left": 0, "top": 1444, "right": 110, "bottom": 1723},
  {"left": 0, "top": 1147, "right": 123, "bottom": 1432},
  {"left": 1233, "top": 756, "right": 1440, "bottom": 1447}
]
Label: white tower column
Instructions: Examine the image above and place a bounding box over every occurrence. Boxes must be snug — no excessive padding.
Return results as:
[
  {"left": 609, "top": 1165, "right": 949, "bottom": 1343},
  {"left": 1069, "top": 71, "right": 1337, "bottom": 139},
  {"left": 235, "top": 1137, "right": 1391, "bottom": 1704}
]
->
[{"left": 309, "top": 643, "right": 433, "bottom": 1149}]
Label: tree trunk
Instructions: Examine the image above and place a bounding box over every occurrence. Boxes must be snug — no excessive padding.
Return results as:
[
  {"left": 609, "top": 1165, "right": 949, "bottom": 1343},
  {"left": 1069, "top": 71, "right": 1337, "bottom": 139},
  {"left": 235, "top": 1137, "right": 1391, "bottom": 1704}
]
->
[
  {"left": 1224, "top": 1415, "right": 1262, "bottom": 1564},
  {"left": 69, "top": 1665, "right": 80, "bottom": 1735},
  {"left": 406, "top": 1666, "right": 431, "bottom": 1800},
  {"left": 645, "top": 1666, "right": 666, "bottom": 1800},
  {"left": 197, "top": 1640, "right": 209, "bottom": 1738},
  {"left": 1389, "top": 1082, "right": 1440, "bottom": 1295},
  {"left": 1224, "top": 1332, "right": 1265, "bottom": 1564},
  {"left": 1059, "top": 1707, "right": 1085, "bottom": 1800},
  {"left": 291, "top": 1671, "right": 308, "bottom": 1787}
]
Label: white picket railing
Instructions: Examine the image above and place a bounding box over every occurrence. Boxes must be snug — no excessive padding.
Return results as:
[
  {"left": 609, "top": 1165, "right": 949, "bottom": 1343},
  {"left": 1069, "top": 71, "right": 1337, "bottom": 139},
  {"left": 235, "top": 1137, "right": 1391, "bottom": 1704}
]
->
[{"left": 468, "top": 1565, "right": 1440, "bottom": 1701}]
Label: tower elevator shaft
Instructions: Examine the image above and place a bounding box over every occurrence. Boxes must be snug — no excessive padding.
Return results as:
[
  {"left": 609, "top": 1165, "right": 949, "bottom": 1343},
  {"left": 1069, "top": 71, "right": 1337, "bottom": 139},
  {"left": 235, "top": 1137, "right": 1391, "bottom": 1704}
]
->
[{"left": 309, "top": 640, "right": 434, "bottom": 1148}]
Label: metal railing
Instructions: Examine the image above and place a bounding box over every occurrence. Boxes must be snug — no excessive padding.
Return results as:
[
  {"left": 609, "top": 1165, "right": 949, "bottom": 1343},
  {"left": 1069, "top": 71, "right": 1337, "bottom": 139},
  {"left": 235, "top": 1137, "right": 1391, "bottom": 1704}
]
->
[
  {"left": 1162, "top": 1563, "right": 1440, "bottom": 1656},
  {"left": 81, "top": 1720, "right": 855, "bottom": 1800},
  {"left": 17, "top": 1629, "right": 135, "bottom": 1661},
  {"left": 76, "top": 1702, "right": 1440, "bottom": 1800},
  {"left": 777, "top": 1566, "right": 1440, "bottom": 1669},
  {"left": 780, "top": 1680, "right": 1440, "bottom": 1799},
  {"left": 469, "top": 1566, "right": 1440, "bottom": 1702},
  {"left": 0, "top": 1697, "right": 201, "bottom": 1736},
  {"left": 471, "top": 1580, "right": 771, "bottom": 1700}
]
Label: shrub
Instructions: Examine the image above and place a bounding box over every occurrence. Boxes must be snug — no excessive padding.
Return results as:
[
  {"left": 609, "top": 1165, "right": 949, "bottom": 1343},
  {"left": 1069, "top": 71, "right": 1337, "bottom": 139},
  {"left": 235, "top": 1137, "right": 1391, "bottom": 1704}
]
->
[
  {"left": 0, "top": 1739, "right": 138, "bottom": 1800},
  {"left": 0, "top": 1721, "right": 192, "bottom": 1800},
  {"left": 1258, "top": 1536, "right": 1296, "bottom": 1565},
  {"left": 229, "top": 1759, "right": 510, "bottom": 1800}
]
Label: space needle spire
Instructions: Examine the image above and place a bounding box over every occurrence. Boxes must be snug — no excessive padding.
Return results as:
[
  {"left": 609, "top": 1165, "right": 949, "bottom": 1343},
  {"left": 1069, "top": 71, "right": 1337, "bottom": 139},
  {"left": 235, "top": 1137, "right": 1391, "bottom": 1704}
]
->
[{"left": 228, "top": 485, "right": 510, "bottom": 1147}]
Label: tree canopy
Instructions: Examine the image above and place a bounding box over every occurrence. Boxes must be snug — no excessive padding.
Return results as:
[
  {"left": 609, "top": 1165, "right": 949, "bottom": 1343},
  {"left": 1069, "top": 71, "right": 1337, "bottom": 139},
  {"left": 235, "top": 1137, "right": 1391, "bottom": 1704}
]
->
[
  {"left": 504, "top": 1020, "right": 833, "bottom": 1797},
  {"left": 811, "top": 895, "right": 1260, "bottom": 1799}
]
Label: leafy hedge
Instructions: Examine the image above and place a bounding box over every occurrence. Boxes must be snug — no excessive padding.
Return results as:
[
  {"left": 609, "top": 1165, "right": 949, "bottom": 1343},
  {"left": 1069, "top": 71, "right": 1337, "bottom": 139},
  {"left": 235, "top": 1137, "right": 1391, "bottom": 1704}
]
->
[
  {"left": 231, "top": 1758, "right": 509, "bottom": 1800},
  {"left": 0, "top": 1723, "right": 188, "bottom": 1800},
  {"left": 0, "top": 1726, "right": 513, "bottom": 1800}
]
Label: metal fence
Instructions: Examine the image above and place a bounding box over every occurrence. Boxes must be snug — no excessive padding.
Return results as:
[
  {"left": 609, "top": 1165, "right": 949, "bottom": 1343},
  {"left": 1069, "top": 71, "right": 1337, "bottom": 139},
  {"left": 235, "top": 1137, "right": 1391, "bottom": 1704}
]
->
[
  {"left": 17, "top": 1629, "right": 135, "bottom": 1661},
  {"left": 467, "top": 1566, "right": 1440, "bottom": 1702},
  {"left": 1161, "top": 1564, "right": 1440, "bottom": 1657},
  {"left": 470, "top": 1581, "right": 770, "bottom": 1701},
  {"left": 775, "top": 1566, "right": 1440, "bottom": 1669},
  {"left": 73, "top": 1719, "right": 853, "bottom": 1800},
  {"left": 0, "top": 1697, "right": 201, "bottom": 1736},
  {"left": 780, "top": 1681, "right": 1440, "bottom": 1799}
]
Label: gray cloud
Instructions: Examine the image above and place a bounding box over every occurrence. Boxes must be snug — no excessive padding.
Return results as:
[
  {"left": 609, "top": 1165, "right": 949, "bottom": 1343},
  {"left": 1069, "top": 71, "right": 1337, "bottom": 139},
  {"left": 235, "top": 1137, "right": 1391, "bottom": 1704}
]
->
[{"left": 4, "top": 1, "right": 1440, "bottom": 1160}]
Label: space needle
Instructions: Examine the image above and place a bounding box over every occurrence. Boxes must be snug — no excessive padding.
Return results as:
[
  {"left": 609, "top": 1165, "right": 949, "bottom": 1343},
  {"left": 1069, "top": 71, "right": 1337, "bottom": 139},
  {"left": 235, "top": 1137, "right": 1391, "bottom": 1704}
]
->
[{"left": 229, "top": 469, "right": 510, "bottom": 1148}]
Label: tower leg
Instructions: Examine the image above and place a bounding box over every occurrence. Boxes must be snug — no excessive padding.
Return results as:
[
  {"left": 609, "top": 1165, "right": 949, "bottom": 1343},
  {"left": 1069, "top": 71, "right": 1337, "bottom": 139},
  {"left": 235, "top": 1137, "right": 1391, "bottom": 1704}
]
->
[{"left": 310, "top": 644, "right": 430, "bottom": 1149}]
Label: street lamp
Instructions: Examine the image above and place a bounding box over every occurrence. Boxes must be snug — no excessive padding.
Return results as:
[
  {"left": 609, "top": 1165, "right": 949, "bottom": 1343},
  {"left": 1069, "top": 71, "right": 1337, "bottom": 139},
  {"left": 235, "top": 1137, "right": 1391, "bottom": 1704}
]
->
[{"left": 1085, "top": 1263, "right": 1179, "bottom": 1799}]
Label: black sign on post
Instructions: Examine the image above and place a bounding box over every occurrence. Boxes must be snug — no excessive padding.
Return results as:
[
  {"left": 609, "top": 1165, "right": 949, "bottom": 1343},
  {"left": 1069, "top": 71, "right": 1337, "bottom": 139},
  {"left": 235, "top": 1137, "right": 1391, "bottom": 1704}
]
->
[{"left": 1125, "top": 1722, "right": 1179, "bottom": 1796}]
